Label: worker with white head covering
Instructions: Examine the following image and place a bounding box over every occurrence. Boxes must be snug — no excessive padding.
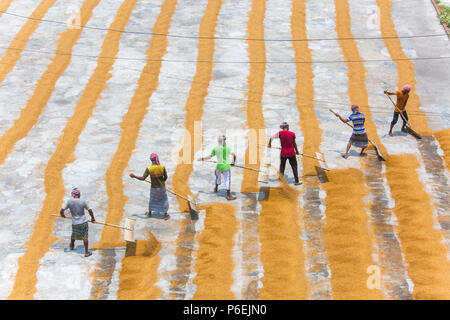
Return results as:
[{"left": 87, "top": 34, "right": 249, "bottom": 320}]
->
[{"left": 198, "top": 135, "right": 237, "bottom": 200}]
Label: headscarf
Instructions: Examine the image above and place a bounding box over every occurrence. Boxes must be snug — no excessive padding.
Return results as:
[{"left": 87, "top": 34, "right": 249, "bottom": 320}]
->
[
  {"left": 351, "top": 105, "right": 359, "bottom": 113},
  {"left": 71, "top": 187, "right": 80, "bottom": 198},
  {"left": 280, "top": 121, "right": 289, "bottom": 129},
  {"left": 218, "top": 135, "right": 226, "bottom": 145},
  {"left": 150, "top": 153, "right": 160, "bottom": 165},
  {"left": 402, "top": 84, "right": 411, "bottom": 93}
]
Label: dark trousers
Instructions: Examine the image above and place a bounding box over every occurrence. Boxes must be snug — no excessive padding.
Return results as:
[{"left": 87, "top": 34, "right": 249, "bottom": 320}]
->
[
  {"left": 280, "top": 156, "right": 299, "bottom": 183},
  {"left": 391, "top": 110, "right": 409, "bottom": 127}
]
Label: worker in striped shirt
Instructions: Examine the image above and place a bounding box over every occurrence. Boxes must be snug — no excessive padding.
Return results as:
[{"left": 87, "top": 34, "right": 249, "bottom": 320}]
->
[{"left": 334, "top": 105, "right": 369, "bottom": 159}]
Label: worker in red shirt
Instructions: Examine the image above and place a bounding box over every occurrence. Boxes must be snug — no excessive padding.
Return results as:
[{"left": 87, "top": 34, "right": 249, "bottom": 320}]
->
[{"left": 268, "top": 122, "right": 301, "bottom": 185}]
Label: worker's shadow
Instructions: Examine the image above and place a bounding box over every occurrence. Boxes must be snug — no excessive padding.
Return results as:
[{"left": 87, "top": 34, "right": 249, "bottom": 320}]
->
[
  {"left": 131, "top": 212, "right": 168, "bottom": 220},
  {"left": 384, "top": 131, "right": 408, "bottom": 137},
  {"left": 64, "top": 245, "right": 86, "bottom": 254},
  {"left": 199, "top": 189, "right": 237, "bottom": 200},
  {"left": 284, "top": 176, "right": 297, "bottom": 184},
  {"left": 344, "top": 149, "right": 368, "bottom": 158},
  {"left": 149, "top": 212, "right": 171, "bottom": 220}
]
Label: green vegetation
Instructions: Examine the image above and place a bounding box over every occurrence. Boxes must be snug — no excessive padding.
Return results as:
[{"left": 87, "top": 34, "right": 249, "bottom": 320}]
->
[{"left": 435, "top": 0, "right": 450, "bottom": 28}]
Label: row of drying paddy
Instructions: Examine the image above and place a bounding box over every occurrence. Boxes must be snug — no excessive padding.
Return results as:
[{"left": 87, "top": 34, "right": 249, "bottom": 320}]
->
[
  {"left": 0, "top": 0, "right": 83, "bottom": 298},
  {"left": 188, "top": 0, "right": 255, "bottom": 300},
  {"left": 166, "top": 0, "right": 220, "bottom": 300},
  {"left": 373, "top": 0, "right": 449, "bottom": 299},
  {"left": 291, "top": 0, "right": 332, "bottom": 300},
  {"left": 0, "top": 0, "right": 448, "bottom": 299},
  {"left": 329, "top": 0, "right": 386, "bottom": 300},
  {"left": 123, "top": 0, "right": 204, "bottom": 300},
  {"left": 1, "top": 0, "right": 108, "bottom": 299},
  {"left": 348, "top": 0, "right": 415, "bottom": 300},
  {"left": 167, "top": 0, "right": 243, "bottom": 300},
  {"left": 39, "top": 0, "right": 141, "bottom": 300},
  {"left": 97, "top": 0, "right": 185, "bottom": 300}
]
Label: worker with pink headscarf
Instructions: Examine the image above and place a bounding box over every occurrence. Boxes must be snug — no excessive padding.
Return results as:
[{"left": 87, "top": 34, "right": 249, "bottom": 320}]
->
[
  {"left": 384, "top": 84, "right": 411, "bottom": 136},
  {"left": 130, "top": 153, "right": 170, "bottom": 220}
]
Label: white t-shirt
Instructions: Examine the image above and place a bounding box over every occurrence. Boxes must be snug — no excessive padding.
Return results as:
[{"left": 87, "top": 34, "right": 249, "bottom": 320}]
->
[{"left": 62, "top": 198, "right": 91, "bottom": 225}]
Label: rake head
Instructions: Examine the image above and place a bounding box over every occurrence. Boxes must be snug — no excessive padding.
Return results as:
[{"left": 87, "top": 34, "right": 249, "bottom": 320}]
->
[
  {"left": 258, "top": 163, "right": 271, "bottom": 183},
  {"left": 187, "top": 194, "right": 200, "bottom": 213},
  {"left": 315, "top": 152, "right": 330, "bottom": 171}
]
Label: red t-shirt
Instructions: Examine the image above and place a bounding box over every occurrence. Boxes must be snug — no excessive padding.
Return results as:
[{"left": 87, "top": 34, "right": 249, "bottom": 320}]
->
[{"left": 276, "top": 130, "right": 296, "bottom": 157}]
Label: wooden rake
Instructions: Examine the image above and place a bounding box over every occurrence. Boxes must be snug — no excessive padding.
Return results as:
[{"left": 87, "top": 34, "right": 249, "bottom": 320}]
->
[{"left": 329, "top": 108, "right": 386, "bottom": 161}]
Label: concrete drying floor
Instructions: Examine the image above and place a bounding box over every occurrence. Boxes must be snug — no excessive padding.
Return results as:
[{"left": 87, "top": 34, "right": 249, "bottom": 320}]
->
[{"left": 0, "top": 0, "right": 449, "bottom": 299}]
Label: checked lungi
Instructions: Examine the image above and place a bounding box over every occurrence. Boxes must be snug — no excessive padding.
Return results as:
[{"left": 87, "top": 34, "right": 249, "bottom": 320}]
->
[
  {"left": 71, "top": 222, "right": 88, "bottom": 241},
  {"left": 349, "top": 132, "right": 369, "bottom": 149}
]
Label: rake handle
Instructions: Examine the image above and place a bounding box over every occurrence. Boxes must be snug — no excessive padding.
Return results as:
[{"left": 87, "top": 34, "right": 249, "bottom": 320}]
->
[
  {"left": 329, "top": 109, "right": 355, "bottom": 129},
  {"left": 202, "top": 160, "right": 262, "bottom": 172},
  {"left": 143, "top": 180, "right": 197, "bottom": 204},
  {"left": 231, "top": 163, "right": 261, "bottom": 172},
  {"left": 51, "top": 214, "right": 132, "bottom": 231},
  {"left": 261, "top": 144, "right": 324, "bottom": 162}
]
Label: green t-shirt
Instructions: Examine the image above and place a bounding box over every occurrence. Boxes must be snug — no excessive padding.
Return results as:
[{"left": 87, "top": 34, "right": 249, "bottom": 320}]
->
[{"left": 211, "top": 145, "right": 232, "bottom": 171}]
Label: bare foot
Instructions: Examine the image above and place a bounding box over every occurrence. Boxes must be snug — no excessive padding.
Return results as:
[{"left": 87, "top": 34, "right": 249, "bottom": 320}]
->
[
  {"left": 145, "top": 211, "right": 152, "bottom": 217},
  {"left": 226, "top": 195, "right": 237, "bottom": 201},
  {"left": 388, "top": 132, "right": 393, "bottom": 137},
  {"left": 163, "top": 214, "right": 170, "bottom": 220},
  {"left": 85, "top": 252, "right": 92, "bottom": 257},
  {"left": 213, "top": 187, "right": 218, "bottom": 193}
]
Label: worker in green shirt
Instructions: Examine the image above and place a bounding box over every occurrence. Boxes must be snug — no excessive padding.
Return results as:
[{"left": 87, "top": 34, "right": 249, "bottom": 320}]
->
[{"left": 198, "top": 135, "right": 237, "bottom": 200}]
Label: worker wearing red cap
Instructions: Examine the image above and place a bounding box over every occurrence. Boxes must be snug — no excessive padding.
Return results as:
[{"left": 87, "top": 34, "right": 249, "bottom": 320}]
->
[
  {"left": 385, "top": 84, "right": 411, "bottom": 136},
  {"left": 268, "top": 122, "right": 301, "bottom": 185}
]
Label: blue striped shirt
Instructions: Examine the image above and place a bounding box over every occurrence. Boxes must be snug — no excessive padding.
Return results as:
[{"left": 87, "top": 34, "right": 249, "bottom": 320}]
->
[{"left": 348, "top": 112, "right": 366, "bottom": 134}]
